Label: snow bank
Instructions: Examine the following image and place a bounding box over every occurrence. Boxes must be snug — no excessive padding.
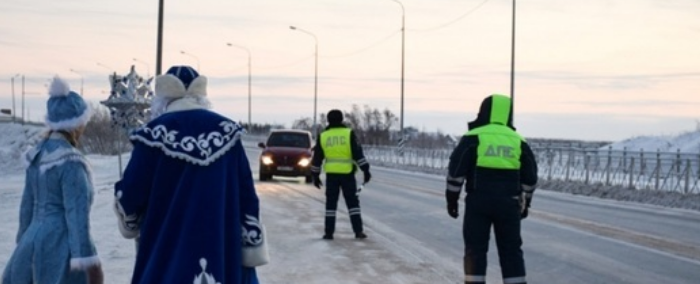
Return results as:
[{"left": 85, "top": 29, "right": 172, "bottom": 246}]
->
[
  {"left": 0, "top": 123, "right": 46, "bottom": 175},
  {"left": 607, "top": 129, "right": 700, "bottom": 153}
]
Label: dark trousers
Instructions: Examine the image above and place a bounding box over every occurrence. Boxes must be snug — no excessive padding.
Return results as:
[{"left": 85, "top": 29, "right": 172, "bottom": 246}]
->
[
  {"left": 324, "top": 173, "right": 363, "bottom": 235},
  {"left": 463, "top": 193, "right": 526, "bottom": 284}
]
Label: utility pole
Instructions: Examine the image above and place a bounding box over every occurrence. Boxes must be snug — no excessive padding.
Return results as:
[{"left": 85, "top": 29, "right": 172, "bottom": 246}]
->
[
  {"left": 510, "top": 0, "right": 516, "bottom": 117},
  {"left": 21, "top": 75, "right": 25, "bottom": 125},
  {"left": 156, "top": 0, "right": 164, "bottom": 75},
  {"left": 10, "top": 76, "right": 16, "bottom": 122}
]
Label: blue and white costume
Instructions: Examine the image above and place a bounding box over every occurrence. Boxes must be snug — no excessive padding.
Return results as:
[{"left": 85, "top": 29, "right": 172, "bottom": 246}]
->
[
  {"left": 3, "top": 77, "right": 99, "bottom": 284},
  {"left": 114, "top": 66, "right": 266, "bottom": 284}
]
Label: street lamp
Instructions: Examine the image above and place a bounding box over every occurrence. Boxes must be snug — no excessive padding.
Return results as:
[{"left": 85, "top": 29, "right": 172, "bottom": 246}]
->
[
  {"left": 226, "top": 43, "right": 252, "bottom": 128},
  {"left": 69, "top": 69, "right": 84, "bottom": 95},
  {"left": 289, "top": 25, "right": 319, "bottom": 137},
  {"left": 96, "top": 62, "right": 114, "bottom": 73},
  {"left": 180, "top": 50, "right": 200, "bottom": 70},
  {"left": 132, "top": 58, "right": 151, "bottom": 79},
  {"left": 389, "top": 0, "right": 406, "bottom": 144}
]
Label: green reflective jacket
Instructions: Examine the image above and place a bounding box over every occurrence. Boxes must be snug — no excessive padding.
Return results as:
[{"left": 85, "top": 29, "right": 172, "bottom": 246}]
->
[{"left": 320, "top": 128, "right": 354, "bottom": 174}]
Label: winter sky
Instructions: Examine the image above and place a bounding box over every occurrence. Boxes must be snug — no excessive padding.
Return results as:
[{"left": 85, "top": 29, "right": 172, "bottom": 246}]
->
[{"left": 1, "top": 0, "right": 699, "bottom": 141}]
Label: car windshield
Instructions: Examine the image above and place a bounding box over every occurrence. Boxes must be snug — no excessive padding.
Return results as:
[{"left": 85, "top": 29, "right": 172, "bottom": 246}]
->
[{"left": 266, "top": 132, "right": 311, "bottom": 148}]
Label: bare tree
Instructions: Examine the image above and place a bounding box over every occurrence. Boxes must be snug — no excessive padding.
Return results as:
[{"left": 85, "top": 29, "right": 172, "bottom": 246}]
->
[
  {"left": 291, "top": 117, "right": 312, "bottom": 131},
  {"left": 79, "top": 103, "right": 130, "bottom": 154}
]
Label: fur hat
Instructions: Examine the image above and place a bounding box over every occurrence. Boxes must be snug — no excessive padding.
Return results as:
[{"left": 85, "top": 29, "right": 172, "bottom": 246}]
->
[
  {"left": 44, "top": 76, "right": 91, "bottom": 131},
  {"left": 327, "top": 109, "right": 343, "bottom": 124},
  {"left": 151, "top": 65, "right": 209, "bottom": 118},
  {"left": 155, "top": 65, "right": 207, "bottom": 99}
]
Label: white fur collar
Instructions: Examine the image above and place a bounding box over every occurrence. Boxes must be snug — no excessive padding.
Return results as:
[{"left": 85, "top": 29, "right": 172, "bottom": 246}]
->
[{"left": 165, "top": 96, "right": 211, "bottom": 114}]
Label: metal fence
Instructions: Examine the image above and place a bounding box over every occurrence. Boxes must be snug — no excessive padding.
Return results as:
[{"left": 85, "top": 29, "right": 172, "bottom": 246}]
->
[
  {"left": 536, "top": 146, "right": 700, "bottom": 194},
  {"left": 363, "top": 145, "right": 700, "bottom": 195}
]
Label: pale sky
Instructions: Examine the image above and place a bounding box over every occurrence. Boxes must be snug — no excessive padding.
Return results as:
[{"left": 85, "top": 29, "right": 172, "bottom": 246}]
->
[{"left": 1, "top": 0, "right": 699, "bottom": 141}]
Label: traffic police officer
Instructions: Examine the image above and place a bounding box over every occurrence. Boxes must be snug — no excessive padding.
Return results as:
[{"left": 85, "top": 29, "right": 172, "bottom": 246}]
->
[
  {"left": 445, "top": 94, "right": 538, "bottom": 284},
  {"left": 311, "top": 109, "right": 371, "bottom": 240}
]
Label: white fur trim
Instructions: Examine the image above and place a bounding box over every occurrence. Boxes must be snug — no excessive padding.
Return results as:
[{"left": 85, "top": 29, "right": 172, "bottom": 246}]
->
[
  {"left": 44, "top": 103, "right": 92, "bottom": 131},
  {"left": 23, "top": 147, "right": 41, "bottom": 168},
  {"left": 69, "top": 255, "right": 101, "bottom": 271},
  {"left": 152, "top": 75, "right": 208, "bottom": 119},
  {"left": 242, "top": 224, "right": 269, "bottom": 267},
  {"left": 155, "top": 75, "right": 187, "bottom": 99},
  {"left": 49, "top": 76, "right": 71, "bottom": 97},
  {"left": 186, "top": 76, "right": 207, "bottom": 97},
  {"left": 113, "top": 192, "right": 140, "bottom": 239},
  {"left": 165, "top": 96, "right": 211, "bottom": 113},
  {"left": 154, "top": 74, "right": 207, "bottom": 99},
  {"left": 151, "top": 95, "right": 211, "bottom": 119},
  {"left": 33, "top": 140, "right": 90, "bottom": 174}
]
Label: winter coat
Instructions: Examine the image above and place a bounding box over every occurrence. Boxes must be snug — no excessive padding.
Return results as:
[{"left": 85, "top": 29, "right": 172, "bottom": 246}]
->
[
  {"left": 446, "top": 94, "right": 538, "bottom": 198},
  {"left": 310, "top": 124, "right": 370, "bottom": 176},
  {"left": 114, "top": 98, "right": 264, "bottom": 284},
  {"left": 2, "top": 133, "right": 100, "bottom": 284}
]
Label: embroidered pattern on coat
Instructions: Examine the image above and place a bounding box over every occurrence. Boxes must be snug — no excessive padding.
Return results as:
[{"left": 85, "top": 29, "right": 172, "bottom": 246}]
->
[
  {"left": 242, "top": 215, "right": 264, "bottom": 246},
  {"left": 131, "top": 120, "right": 242, "bottom": 166},
  {"left": 193, "top": 258, "right": 221, "bottom": 284}
]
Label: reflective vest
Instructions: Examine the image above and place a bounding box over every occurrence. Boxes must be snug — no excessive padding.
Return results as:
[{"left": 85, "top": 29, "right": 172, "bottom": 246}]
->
[
  {"left": 465, "top": 124, "right": 522, "bottom": 170},
  {"left": 320, "top": 128, "right": 354, "bottom": 174}
]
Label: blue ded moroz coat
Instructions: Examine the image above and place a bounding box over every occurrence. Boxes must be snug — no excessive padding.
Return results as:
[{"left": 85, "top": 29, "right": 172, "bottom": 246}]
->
[
  {"left": 114, "top": 99, "right": 266, "bottom": 284},
  {"left": 2, "top": 133, "right": 100, "bottom": 284}
]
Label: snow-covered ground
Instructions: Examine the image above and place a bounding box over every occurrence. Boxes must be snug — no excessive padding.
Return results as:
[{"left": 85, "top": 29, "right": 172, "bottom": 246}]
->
[
  {"left": 0, "top": 123, "right": 452, "bottom": 283},
  {"left": 607, "top": 128, "right": 700, "bottom": 153},
  {"left": 2, "top": 122, "right": 700, "bottom": 283}
]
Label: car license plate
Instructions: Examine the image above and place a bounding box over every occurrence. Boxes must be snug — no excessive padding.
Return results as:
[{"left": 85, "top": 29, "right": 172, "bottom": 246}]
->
[{"left": 277, "top": 166, "right": 293, "bottom": 171}]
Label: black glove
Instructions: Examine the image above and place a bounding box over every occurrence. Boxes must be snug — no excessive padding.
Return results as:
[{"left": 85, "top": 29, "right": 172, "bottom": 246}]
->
[
  {"left": 445, "top": 190, "right": 460, "bottom": 219},
  {"left": 312, "top": 174, "right": 322, "bottom": 189},
  {"left": 363, "top": 170, "right": 372, "bottom": 184},
  {"left": 447, "top": 201, "right": 459, "bottom": 219},
  {"left": 520, "top": 192, "right": 533, "bottom": 219}
]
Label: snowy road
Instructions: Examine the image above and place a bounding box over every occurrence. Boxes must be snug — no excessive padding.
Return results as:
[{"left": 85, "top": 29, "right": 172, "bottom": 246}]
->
[
  {"left": 1, "top": 143, "right": 698, "bottom": 283},
  {"left": 247, "top": 146, "right": 700, "bottom": 284}
]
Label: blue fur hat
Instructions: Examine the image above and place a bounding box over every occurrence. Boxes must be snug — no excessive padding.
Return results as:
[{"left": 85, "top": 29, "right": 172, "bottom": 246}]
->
[
  {"left": 166, "top": 65, "right": 199, "bottom": 89},
  {"left": 45, "top": 76, "right": 91, "bottom": 131}
]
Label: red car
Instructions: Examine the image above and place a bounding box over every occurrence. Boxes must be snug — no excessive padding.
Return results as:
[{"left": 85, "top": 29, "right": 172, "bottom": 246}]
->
[{"left": 258, "top": 129, "right": 314, "bottom": 183}]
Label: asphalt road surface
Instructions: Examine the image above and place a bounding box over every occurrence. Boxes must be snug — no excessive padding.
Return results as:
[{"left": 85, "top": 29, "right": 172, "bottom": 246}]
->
[{"left": 246, "top": 146, "right": 700, "bottom": 284}]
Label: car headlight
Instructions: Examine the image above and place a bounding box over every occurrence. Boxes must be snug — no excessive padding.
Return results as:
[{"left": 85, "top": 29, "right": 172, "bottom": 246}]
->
[
  {"left": 297, "top": 157, "right": 311, "bottom": 167},
  {"left": 261, "top": 155, "right": 274, "bottom": 165}
]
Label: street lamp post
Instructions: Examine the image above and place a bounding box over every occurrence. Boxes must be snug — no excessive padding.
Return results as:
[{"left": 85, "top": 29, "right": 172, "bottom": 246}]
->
[
  {"left": 69, "top": 69, "right": 84, "bottom": 95},
  {"left": 289, "top": 26, "right": 319, "bottom": 137},
  {"left": 180, "top": 50, "right": 200, "bottom": 70},
  {"left": 21, "top": 75, "right": 25, "bottom": 125},
  {"left": 226, "top": 43, "right": 252, "bottom": 128},
  {"left": 132, "top": 58, "right": 151, "bottom": 79},
  {"left": 389, "top": 0, "right": 406, "bottom": 144},
  {"left": 156, "top": 0, "right": 164, "bottom": 75},
  {"left": 11, "top": 74, "right": 20, "bottom": 123},
  {"left": 510, "top": 0, "right": 516, "bottom": 115}
]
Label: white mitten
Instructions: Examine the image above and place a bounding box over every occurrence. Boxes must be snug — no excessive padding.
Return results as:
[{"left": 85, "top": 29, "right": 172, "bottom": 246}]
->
[{"left": 113, "top": 191, "right": 141, "bottom": 239}]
